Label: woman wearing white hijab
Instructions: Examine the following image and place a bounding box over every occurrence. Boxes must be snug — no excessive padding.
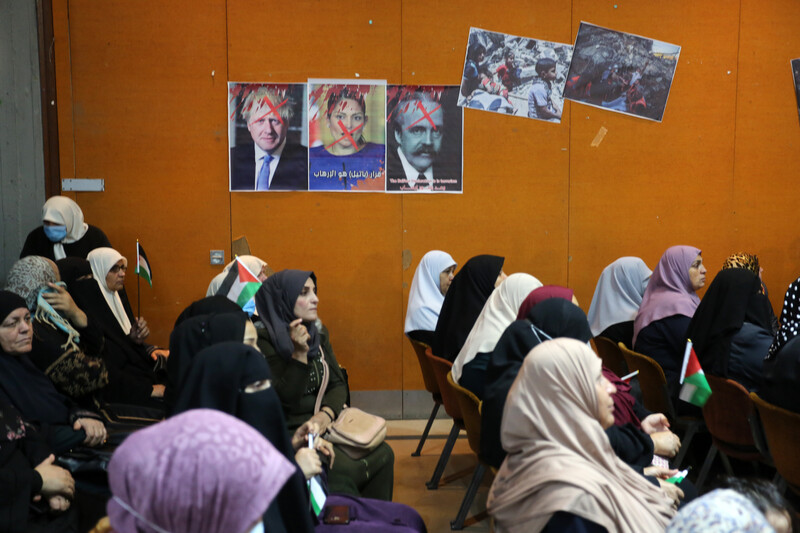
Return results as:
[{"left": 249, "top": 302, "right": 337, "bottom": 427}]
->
[
  {"left": 404, "top": 251, "right": 457, "bottom": 346},
  {"left": 488, "top": 338, "right": 676, "bottom": 533},
  {"left": 20, "top": 196, "right": 111, "bottom": 261},
  {"left": 452, "top": 272, "right": 542, "bottom": 397},
  {"left": 587, "top": 257, "right": 652, "bottom": 347}
]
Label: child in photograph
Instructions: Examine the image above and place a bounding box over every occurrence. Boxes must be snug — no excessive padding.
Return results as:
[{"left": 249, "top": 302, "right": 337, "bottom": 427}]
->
[{"left": 527, "top": 58, "right": 561, "bottom": 121}]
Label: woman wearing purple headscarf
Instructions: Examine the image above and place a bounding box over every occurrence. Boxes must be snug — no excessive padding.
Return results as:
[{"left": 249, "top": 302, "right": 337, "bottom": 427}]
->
[
  {"left": 104, "top": 409, "right": 294, "bottom": 533},
  {"left": 633, "top": 246, "right": 706, "bottom": 401}
]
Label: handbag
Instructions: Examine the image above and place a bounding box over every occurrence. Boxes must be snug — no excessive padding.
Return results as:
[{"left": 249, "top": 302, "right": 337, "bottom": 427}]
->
[{"left": 314, "top": 350, "right": 387, "bottom": 460}]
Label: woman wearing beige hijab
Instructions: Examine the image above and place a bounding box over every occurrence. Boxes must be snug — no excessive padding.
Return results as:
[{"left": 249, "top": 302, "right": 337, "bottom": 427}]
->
[{"left": 488, "top": 338, "right": 676, "bottom": 533}]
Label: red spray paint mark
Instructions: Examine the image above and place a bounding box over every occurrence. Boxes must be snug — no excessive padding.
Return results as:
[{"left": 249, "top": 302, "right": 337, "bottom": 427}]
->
[
  {"left": 405, "top": 101, "right": 441, "bottom": 130},
  {"left": 249, "top": 97, "right": 288, "bottom": 126},
  {"left": 325, "top": 121, "right": 364, "bottom": 150}
]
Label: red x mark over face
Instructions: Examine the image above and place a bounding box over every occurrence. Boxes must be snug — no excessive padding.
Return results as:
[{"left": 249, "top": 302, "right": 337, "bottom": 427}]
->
[
  {"left": 326, "top": 121, "right": 364, "bottom": 150},
  {"left": 405, "top": 101, "right": 442, "bottom": 131},
  {"left": 249, "top": 97, "right": 288, "bottom": 127}
]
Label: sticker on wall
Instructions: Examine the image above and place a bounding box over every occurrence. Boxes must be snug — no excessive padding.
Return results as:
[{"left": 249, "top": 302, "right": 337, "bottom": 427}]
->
[
  {"left": 792, "top": 58, "right": 800, "bottom": 125},
  {"left": 308, "top": 79, "right": 387, "bottom": 192},
  {"left": 565, "top": 22, "right": 681, "bottom": 122},
  {"left": 457, "top": 27, "right": 573, "bottom": 123},
  {"left": 228, "top": 83, "right": 308, "bottom": 192},
  {"left": 386, "top": 85, "right": 464, "bottom": 193}
]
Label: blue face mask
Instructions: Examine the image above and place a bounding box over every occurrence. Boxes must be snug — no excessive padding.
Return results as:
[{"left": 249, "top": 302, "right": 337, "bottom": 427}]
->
[
  {"left": 242, "top": 298, "right": 256, "bottom": 316},
  {"left": 43, "top": 225, "right": 67, "bottom": 243}
]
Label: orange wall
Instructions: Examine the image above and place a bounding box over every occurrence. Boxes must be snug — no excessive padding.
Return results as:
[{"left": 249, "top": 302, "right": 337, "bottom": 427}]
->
[{"left": 52, "top": 0, "right": 800, "bottom": 394}]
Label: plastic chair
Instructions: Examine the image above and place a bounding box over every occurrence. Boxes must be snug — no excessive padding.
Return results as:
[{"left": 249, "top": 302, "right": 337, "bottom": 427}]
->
[
  {"left": 751, "top": 393, "right": 800, "bottom": 495},
  {"left": 424, "top": 349, "right": 464, "bottom": 489},
  {"left": 696, "top": 376, "right": 771, "bottom": 490},
  {"left": 618, "top": 343, "right": 703, "bottom": 468},
  {"left": 447, "top": 372, "right": 493, "bottom": 530},
  {"left": 592, "top": 336, "right": 629, "bottom": 378},
  {"left": 408, "top": 338, "right": 443, "bottom": 456}
]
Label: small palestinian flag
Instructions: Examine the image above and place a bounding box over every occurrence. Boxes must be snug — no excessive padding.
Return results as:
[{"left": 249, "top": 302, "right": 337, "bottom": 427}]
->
[
  {"left": 216, "top": 257, "right": 261, "bottom": 308},
  {"left": 679, "top": 339, "right": 712, "bottom": 407},
  {"left": 136, "top": 241, "right": 152, "bottom": 287}
]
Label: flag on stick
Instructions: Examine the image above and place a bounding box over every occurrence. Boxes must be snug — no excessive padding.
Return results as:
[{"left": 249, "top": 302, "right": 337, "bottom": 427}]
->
[
  {"left": 136, "top": 241, "right": 152, "bottom": 287},
  {"left": 216, "top": 257, "right": 262, "bottom": 308},
  {"left": 678, "top": 339, "right": 712, "bottom": 407}
]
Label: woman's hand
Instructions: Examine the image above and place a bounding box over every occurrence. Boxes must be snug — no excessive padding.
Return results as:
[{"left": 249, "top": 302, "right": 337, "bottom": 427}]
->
[
  {"left": 151, "top": 384, "right": 165, "bottom": 398},
  {"left": 657, "top": 479, "right": 684, "bottom": 508},
  {"left": 129, "top": 317, "right": 150, "bottom": 344},
  {"left": 643, "top": 466, "right": 678, "bottom": 479},
  {"left": 295, "top": 448, "right": 322, "bottom": 480},
  {"left": 48, "top": 494, "right": 71, "bottom": 512},
  {"left": 44, "top": 283, "right": 87, "bottom": 328},
  {"left": 289, "top": 318, "right": 310, "bottom": 363},
  {"left": 74, "top": 418, "right": 107, "bottom": 447},
  {"left": 641, "top": 413, "right": 670, "bottom": 434},
  {"left": 35, "top": 454, "right": 75, "bottom": 499},
  {"left": 314, "top": 437, "right": 335, "bottom": 468},
  {"left": 650, "top": 431, "right": 681, "bottom": 458},
  {"left": 291, "top": 420, "right": 321, "bottom": 450}
]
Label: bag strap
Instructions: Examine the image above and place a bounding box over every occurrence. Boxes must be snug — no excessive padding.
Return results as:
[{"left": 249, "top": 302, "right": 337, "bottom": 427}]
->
[{"left": 313, "top": 347, "right": 330, "bottom": 415}]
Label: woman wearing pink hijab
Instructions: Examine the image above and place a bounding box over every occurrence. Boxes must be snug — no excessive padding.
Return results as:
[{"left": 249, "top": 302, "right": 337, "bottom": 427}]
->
[{"left": 633, "top": 246, "right": 707, "bottom": 400}]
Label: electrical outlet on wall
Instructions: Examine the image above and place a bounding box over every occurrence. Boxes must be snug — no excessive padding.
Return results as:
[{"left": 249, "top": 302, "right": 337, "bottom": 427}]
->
[{"left": 210, "top": 250, "right": 225, "bottom": 265}]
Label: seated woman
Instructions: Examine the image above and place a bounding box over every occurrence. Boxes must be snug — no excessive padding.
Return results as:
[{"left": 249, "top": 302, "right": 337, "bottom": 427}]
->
[
  {"left": 309, "top": 86, "right": 385, "bottom": 191},
  {"left": 67, "top": 248, "right": 165, "bottom": 408},
  {"left": 175, "top": 342, "right": 427, "bottom": 533},
  {"left": 20, "top": 196, "right": 111, "bottom": 261},
  {"left": 587, "top": 257, "right": 652, "bottom": 347},
  {"left": 686, "top": 268, "right": 774, "bottom": 391},
  {"left": 482, "top": 297, "right": 683, "bottom": 485},
  {"left": 432, "top": 254, "right": 506, "bottom": 362},
  {"left": 452, "top": 273, "right": 542, "bottom": 398},
  {"left": 0, "top": 395, "right": 78, "bottom": 533},
  {"left": 205, "top": 255, "right": 272, "bottom": 297},
  {"left": 5, "top": 257, "right": 108, "bottom": 404},
  {"left": 762, "top": 277, "right": 800, "bottom": 413},
  {"left": 634, "top": 246, "right": 706, "bottom": 400},
  {"left": 487, "top": 338, "right": 677, "bottom": 532},
  {"left": 254, "top": 270, "right": 395, "bottom": 500},
  {"left": 404, "top": 250, "right": 457, "bottom": 346},
  {"left": 102, "top": 409, "right": 294, "bottom": 533},
  {"left": 722, "top": 252, "right": 779, "bottom": 332},
  {"left": 0, "top": 291, "right": 106, "bottom": 454}
]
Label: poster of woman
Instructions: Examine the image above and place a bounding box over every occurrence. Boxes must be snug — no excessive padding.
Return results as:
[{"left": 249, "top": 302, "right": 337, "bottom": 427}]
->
[{"left": 308, "top": 80, "right": 387, "bottom": 191}]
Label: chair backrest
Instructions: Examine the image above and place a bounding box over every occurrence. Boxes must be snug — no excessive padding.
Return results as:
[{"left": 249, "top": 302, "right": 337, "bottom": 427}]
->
[
  {"left": 592, "top": 336, "right": 629, "bottom": 377},
  {"left": 618, "top": 343, "right": 677, "bottom": 420},
  {"left": 425, "top": 348, "right": 463, "bottom": 421},
  {"left": 447, "top": 371, "right": 482, "bottom": 456},
  {"left": 703, "top": 375, "right": 758, "bottom": 451},
  {"left": 751, "top": 393, "right": 800, "bottom": 489},
  {"left": 408, "top": 337, "right": 440, "bottom": 398}
]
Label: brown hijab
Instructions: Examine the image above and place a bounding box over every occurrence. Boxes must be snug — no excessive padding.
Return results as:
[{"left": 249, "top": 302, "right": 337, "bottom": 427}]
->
[{"left": 487, "top": 338, "right": 674, "bottom": 533}]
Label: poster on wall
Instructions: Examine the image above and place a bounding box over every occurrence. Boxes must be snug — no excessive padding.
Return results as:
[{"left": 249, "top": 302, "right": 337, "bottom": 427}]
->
[
  {"left": 228, "top": 83, "right": 308, "bottom": 191},
  {"left": 792, "top": 58, "right": 800, "bottom": 125},
  {"left": 308, "top": 79, "right": 387, "bottom": 191},
  {"left": 386, "top": 86, "right": 463, "bottom": 193},
  {"left": 457, "top": 27, "right": 573, "bottom": 123},
  {"left": 565, "top": 22, "right": 680, "bottom": 122}
]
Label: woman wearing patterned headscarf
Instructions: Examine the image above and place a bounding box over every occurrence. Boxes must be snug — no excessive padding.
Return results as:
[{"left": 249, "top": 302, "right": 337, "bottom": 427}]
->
[
  {"left": 5, "top": 256, "right": 108, "bottom": 402},
  {"left": 722, "top": 251, "right": 778, "bottom": 332},
  {"left": 20, "top": 196, "right": 111, "bottom": 261},
  {"left": 761, "top": 276, "right": 800, "bottom": 413},
  {"left": 634, "top": 246, "right": 706, "bottom": 399}
]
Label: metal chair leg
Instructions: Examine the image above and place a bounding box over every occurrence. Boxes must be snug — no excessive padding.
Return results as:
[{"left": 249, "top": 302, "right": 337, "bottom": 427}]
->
[
  {"left": 719, "top": 451, "right": 734, "bottom": 476},
  {"left": 696, "top": 444, "right": 717, "bottom": 491},
  {"left": 412, "top": 402, "right": 441, "bottom": 457},
  {"left": 450, "top": 463, "right": 486, "bottom": 530},
  {"left": 426, "top": 422, "right": 460, "bottom": 490}
]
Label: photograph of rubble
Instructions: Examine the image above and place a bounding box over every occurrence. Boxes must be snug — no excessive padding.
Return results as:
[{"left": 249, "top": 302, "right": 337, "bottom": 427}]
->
[
  {"left": 458, "top": 27, "right": 573, "bottom": 123},
  {"left": 565, "top": 22, "right": 680, "bottom": 122}
]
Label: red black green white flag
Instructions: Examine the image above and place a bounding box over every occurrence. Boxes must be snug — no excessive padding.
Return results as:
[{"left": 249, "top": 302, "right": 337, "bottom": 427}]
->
[
  {"left": 679, "top": 339, "right": 712, "bottom": 407},
  {"left": 216, "top": 257, "right": 262, "bottom": 308},
  {"left": 136, "top": 241, "right": 152, "bottom": 287}
]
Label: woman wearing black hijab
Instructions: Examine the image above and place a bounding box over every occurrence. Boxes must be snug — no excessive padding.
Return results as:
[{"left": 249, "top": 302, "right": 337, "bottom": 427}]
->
[
  {"left": 173, "top": 342, "right": 315, "bottom": 533},
  {"left": 686, "top": 267, "right": 775, "bottom": 391},
  {"left": 254, "top": 269, "right": 395, "bottom": 501},
  {"left": 0, "top": 290, "right": 106, "bottom": 454},
  {"left": 432, "top": 254, "right": 506, "bottom": 362}
]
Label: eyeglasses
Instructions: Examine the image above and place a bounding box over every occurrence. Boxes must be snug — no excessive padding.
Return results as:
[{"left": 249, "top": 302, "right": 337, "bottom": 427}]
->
[{"left": 109, "top": 265, "right": 128, "bottom": 274}]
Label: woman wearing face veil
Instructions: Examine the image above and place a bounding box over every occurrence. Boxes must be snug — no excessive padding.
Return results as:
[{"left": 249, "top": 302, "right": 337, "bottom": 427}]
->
[
  {"left": 487, "top": 338, "right": 676, "bottom": 532},
  {"left": 432, "top": 254, "right": 506, "bottom": 362},
  {"left": 20, "top": 196, "right": 111, "bottom": 262},
  {"left": 254, "top": 270, "right": 395, "bottom": 501}
]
